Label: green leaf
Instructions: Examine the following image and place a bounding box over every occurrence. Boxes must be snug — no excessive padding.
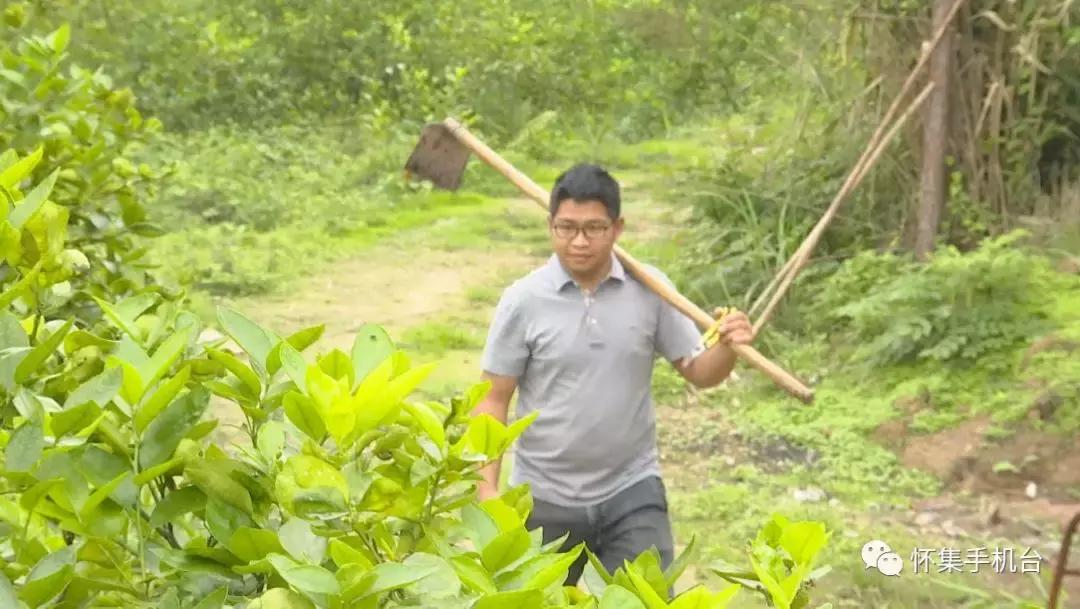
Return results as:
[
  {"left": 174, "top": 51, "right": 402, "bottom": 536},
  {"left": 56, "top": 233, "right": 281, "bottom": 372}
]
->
[
  {"left": 600, "top": 585, "right": 647, "bottom": 609},
  {"left": 505, "top": 410, "right": 538, "bottom": 444},
  {"left": 401, "top": 552, "right": 461, "bottom": 599},
  {"left": 105, "top": 356, "right": 144, "bottom": 406},
  {"left": 228, "top": 527, "right": 286, "bottom": 563},
  {"left": 19, "top": 546, "right": 75, "bottom": 607},
  {"left": 0, "top": 313, "right": 27, "bottom": 349},
  {"left": 749, "top": 548, "right": 792, "bottom": 609},
  {"left": 186, "top": 419, "right": 218, "bottom": 441},
  {"left": 481, "top": 528, "right": 532, "bottom": 573},
  {"left": 217, "top": 308, "right": 276, "bottom": 377},
  {"left": 79, "top": 471, "right": 130, "bottom": 521},
  {"left": 48, "top": 23, "right": 70, "bottom": 53},
  {"left": 135, "top": 366, "right": 190, "bottom": 433},
  {"left": 453, "top": 413, "right": 508, "bottom": 460},
  {"left": 779, "top": 521, "right": 828, "bottom": 568},
  {"left": 462, "top": 503, "right": 500, "bottom": 549},
  {"left": 329, "top": 538, "right": 374, "bottom": 569},
  {"left": 473, "top": 589, "right": 544, "bottom": 609},
  {"left": 625, "top": 572, "right": 668, "bottom": 609},
  {"left": 0, "top": 263, "right": 41, "bottom": 311},
  {"left": 524, "top": 543, "right": 584, "bottom": 590},
  {"left": 276, "top": 454, "right": 348, "bottom": 517},
  {"left": 247, "top": 588, "right": 316, "bottom": 609},
  {"left": 351, "top": 324, "right": 393, "bottom": 389},
  {"left": 64, "top": 367, "right": 122, "bottom": 410},
  {"left": 14, "top": 317, "right": 73, "bottom": 384},
  {"left": 668, "top": 584, "right": 741, "bottom": 609},
  {"left": 51, "top": 402, "right": 101, "bottom": 438},
  {"left": 134, "top": 457, "right": 184, "bottom": 485},
  {"left": 141, "top": 325, "right": 193, "bottom": 393},
  {"left": 92, "top": 296, "right": 141, "bottom": 341},
  {"left": 583, "top": 558, "right": 610, "bottom": 596},
  {"left": 186, "top": 459, "right": 254, "bottom": 515},
  {"left": 279, "top": 517, "right": 327, "bottom": 564},
  {"left": 208, "top": 347, "right": 261, "bottom": 398},
  {"left": 0, "top": 146, "right": 42, "bottom": 190},
  {"left": 191, "top": 586, "right": 228, "bottom": 609},
  {"left": 63, "top": 329, "right": 115, "bottom": 354},
  {"left": 267, "top": 553, "right": 340, "bottom": 596},
  {"left": 318, "top": 349, "right": 353, "bottom": 385},
  {"left": 205, "top": 495, "right": 255, "bottom": 545},
  {"left": 403, "top": 401, "right": 446, "bottom": 450},
  {"left": 481, "top": 498, "right": 524, "bottom": 533},
  {"left": 348, "top": 558, "right": 440, "bottom": 601},
  {"left": 139, "top": 386, "right": 209, "bottom": 469},
  {"left": 277, "top": 340, "right": 308, "bottom": 390},
  {"left": 0, "top": 571, "right": 20, "bottom": 609},
  {"left": 114, "top": 294, "right": 159, "bottom": 326},
  {"left": 8, "top": 169, "right": 59, "bottom": 229},
  {"left": 449, "top": 554, "right": 496, "bottom": 594},
  {"left": 631, "top": 549, "right": 669, "bottom": 601},
  {"left": 257, "top": 420, "right": 285, "bottom": 461},
  {"left": 283, "top": 392, "right": 325, "bottom": 442},
  {"left": 5, "top": 419, "right": 43, "bottom": 472},
  {"left": 149, "top": 486, "right": 207, "bottom": 527},
  {"left": 287, "top": 324, "right": 325, "bottom": 352}
]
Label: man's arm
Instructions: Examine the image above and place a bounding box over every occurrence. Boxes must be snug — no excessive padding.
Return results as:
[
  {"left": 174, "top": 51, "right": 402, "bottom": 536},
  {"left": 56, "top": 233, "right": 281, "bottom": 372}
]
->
[
  {"left": 472, "top": 372, "right": 518, "bottom": 501},
  {"left": 673, "top": 308, "right": 754, "bottom": 388},
  {"left": 475, "top": 282, "right": 529, "bottom": 501},
  {"left": 674, "top": 342, "right": 738, "bottom": 389}
]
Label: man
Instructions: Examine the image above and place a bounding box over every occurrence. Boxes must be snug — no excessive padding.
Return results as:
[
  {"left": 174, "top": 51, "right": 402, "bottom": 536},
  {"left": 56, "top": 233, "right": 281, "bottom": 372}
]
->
[{"left": 474, "top": 163, "right": 754, "bottom": 585}]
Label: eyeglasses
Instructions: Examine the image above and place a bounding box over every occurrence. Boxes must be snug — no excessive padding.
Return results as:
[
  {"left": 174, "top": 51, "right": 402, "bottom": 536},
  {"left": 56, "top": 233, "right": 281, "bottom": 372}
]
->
[{"left": 551, "top": 222, "right": 612, "bottom": 240}]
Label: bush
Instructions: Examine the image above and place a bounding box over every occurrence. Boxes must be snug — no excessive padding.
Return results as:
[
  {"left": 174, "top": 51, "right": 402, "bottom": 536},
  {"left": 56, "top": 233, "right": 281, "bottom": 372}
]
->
[
  {"left": 0, "top": 22, "right": 174, "bottom": 325},
  {"left": 810, "top": 230, "right": 1066, "bottom": 366},
  {"left": 2, "top": 148, "right": 834, "bottom": 609}
]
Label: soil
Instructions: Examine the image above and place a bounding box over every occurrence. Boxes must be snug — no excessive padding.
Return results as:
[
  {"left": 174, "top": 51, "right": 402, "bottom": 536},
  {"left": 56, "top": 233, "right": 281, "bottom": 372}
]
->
[{"left": 227, "top": 243, "right": 545, "bottom": 353}]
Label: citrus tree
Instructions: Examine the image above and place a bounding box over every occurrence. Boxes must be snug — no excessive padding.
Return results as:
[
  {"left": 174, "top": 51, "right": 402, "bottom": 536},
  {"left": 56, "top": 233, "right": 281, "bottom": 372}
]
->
[{"left": 1, "top": 148, "right": 831, "bottom": 609}]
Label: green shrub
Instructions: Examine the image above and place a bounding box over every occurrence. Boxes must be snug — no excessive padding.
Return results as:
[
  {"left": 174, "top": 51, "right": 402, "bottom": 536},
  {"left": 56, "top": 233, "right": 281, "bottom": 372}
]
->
[
  {"left": 811, "top": 230, "right": 1067, "bottom": 366},
  {"left": 0, "top": 22, "right": 174, "bottom": 325},
  {"left": 2, "top": 146, "right": 833, "bottom": 609}
]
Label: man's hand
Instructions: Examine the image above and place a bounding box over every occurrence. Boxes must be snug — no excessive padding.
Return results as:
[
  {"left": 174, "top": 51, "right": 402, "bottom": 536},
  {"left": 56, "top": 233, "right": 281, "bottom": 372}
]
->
[
  {"left": 713, "top": 307, "right": 753, "bottom": 346},
  {"left": 702, "top": 307, "right": 754, "bottom": 349}
]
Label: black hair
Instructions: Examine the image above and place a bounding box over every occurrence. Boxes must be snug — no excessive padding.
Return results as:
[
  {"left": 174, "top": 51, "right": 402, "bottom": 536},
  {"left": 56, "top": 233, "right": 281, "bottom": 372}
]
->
[{"left": 549, "top": 163, "right": 620, "bottom": 220}]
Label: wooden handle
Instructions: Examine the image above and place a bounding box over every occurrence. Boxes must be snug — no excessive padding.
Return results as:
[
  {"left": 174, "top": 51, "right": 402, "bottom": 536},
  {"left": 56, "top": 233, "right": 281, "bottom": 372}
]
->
[{"left": 443, "top": 118, "right": 814, "bottom": 404}]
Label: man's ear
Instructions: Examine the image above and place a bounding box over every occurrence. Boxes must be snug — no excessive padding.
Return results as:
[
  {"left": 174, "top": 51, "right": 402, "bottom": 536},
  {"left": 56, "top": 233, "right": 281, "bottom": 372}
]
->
[{"left": 613, "top": 216, "right": 625, "bottom": 238}]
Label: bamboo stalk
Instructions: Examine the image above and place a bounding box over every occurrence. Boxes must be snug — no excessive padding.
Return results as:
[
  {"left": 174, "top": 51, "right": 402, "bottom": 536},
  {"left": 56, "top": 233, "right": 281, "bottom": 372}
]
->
[
  {"left": 748, "top": 0, "right": 969, "bottom": 322},
  {"left": 752, "top": 82, "right": 936, "bottom": 334}
]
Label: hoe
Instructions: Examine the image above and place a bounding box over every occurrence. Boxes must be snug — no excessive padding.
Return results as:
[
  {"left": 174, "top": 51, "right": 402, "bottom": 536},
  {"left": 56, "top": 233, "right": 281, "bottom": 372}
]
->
[{"left": 404, "top": 117, "right": 814, "bottom": 404}]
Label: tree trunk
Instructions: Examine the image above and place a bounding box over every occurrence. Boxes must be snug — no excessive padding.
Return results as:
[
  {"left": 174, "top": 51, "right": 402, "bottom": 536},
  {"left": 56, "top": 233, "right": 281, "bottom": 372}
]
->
[{"left": 914, "top": 0, "right": 954, "bottom": 261}]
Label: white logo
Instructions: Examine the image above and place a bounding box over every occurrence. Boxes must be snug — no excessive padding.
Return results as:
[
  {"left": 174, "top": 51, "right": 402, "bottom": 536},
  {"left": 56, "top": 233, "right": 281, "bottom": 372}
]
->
[{"left": 862, "top": 540, "right": 904, "bottom": 576}]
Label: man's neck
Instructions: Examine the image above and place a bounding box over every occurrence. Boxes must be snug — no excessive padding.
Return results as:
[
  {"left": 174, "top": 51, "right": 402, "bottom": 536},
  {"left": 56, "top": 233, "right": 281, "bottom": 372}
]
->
[{"left": 572, "top": 256, "right": 612, "bottom": 293}]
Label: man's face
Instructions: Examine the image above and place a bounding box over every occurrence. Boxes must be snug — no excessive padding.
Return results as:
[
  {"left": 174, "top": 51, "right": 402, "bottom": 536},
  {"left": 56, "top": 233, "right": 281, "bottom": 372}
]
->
[{"left": 549, "top": 199, "right": 623, "bottom": 277}]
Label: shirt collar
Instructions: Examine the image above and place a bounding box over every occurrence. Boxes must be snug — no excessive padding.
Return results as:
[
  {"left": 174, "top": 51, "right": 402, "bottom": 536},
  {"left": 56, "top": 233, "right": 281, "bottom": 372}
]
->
[{"left": 547, "top": 253, "right": 626, "bottom": 291}]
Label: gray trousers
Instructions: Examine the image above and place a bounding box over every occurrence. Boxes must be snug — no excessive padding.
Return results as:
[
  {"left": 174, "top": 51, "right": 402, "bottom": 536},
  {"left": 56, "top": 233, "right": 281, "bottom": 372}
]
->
[{"left": 525, "top": 475, "right": 674, "bottom": 586}]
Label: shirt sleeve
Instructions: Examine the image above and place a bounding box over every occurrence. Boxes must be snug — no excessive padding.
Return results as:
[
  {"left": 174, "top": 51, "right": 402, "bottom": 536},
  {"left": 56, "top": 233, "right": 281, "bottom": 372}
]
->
[
  {"left": 650, "top": 267, "right": 704, "bottom": 363},
  {"left": 480, "top": 285, "right": 530, "bottom": 377}
]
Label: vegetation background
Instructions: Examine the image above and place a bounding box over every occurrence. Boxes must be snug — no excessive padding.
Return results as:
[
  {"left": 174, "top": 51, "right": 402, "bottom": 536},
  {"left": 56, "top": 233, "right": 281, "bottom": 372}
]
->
[{"left": 2, "top": 0, "right": 1080, "bottom": 607}]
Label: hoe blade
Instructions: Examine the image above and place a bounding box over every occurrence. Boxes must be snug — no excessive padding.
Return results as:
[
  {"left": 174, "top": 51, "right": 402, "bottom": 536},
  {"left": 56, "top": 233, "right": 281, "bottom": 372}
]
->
[{"left": 403, "top": 122, "right": 472, "bottom": 190}]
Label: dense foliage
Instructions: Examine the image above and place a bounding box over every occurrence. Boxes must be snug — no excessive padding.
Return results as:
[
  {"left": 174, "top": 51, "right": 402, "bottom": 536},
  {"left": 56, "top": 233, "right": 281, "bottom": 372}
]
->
[
  {"left": 0, "top": 18, "right": 174, "bottom": 322},
  {"left": 14, "top": 0, "right": 812, "bottom": 140},
  {"left": 1, "top": 149, "right": 832, "bottom": 609}
]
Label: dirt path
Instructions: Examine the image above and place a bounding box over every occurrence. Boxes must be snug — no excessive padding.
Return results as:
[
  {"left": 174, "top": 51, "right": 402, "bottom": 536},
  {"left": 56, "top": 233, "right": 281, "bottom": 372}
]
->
[
  {"left": 228, "top": 189, "right": 682, "bottom": 354},
  {"left": 229, "top": 242, "right": 544, "bottom": 353}
]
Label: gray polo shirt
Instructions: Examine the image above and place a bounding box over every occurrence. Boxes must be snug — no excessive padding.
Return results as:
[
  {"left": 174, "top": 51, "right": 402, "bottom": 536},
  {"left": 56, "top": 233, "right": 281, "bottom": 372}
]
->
[{"left": 480, "top": 252, "right": 703, "bottom": 506}]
